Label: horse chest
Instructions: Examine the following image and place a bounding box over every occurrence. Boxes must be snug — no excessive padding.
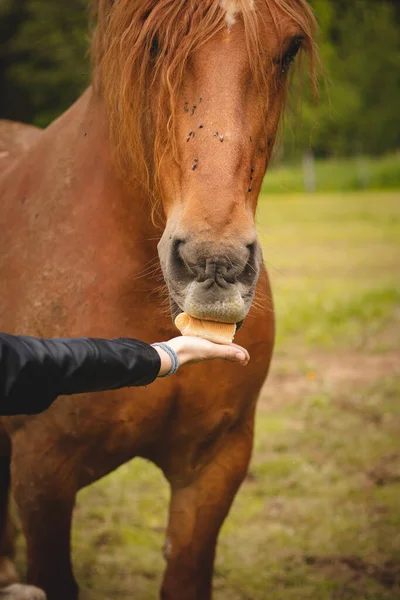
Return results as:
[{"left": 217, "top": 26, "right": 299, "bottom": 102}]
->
[
  {"left": 148, "top": 368, "right": 258, "bottom": 480},
  {"left": 153, "top": 409, "right": 238, "bottom": 480}
]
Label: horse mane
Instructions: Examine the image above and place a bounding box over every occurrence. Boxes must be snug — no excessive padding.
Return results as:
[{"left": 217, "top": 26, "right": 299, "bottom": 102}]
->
[{"left": 91, "top": 0, "right": 317, "bottom": 204}]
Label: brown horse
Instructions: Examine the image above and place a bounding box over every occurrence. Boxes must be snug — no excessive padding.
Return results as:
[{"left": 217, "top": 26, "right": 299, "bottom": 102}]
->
[{"left": 0, "top": 1, "right": 316, "bottom": 598}]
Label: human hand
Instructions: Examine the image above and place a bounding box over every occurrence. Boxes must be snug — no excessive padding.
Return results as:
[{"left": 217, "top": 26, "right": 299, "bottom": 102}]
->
[{"left": 153, "top": 336, "right": 250, "bottom": 377}]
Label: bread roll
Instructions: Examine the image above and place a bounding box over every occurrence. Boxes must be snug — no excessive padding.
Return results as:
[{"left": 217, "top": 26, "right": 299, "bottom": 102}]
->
[{"left": 174, "top": 313, "right": 236, "bottom": 345}]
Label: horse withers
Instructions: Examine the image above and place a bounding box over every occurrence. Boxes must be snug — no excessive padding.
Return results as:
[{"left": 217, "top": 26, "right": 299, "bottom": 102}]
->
[{"left": 0, "top": 1, "right": 316, "bottom": 598}]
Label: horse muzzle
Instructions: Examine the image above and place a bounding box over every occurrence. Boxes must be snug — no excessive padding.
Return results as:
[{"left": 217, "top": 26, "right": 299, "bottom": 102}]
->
[{"left": 159, "top": 236, "right": 262, "bottom": 324}]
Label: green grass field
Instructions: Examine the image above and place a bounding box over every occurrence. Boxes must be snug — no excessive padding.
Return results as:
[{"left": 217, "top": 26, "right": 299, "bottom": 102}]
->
[
  {"left": 263, "top": 154, "right": 400, "bottom": 194},
  {"left": 16, "top": 191, "right": 400, "bottom": 598}
]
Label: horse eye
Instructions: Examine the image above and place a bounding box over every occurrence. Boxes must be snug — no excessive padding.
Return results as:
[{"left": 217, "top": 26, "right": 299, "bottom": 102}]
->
[{"left": 280, "top": 36, "right": 304, "bottom": 75}]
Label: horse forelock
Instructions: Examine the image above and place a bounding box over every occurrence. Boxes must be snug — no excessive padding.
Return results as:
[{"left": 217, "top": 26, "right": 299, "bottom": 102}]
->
[{"left": 91, "top": 0, "right": 317, "bottom": 211}]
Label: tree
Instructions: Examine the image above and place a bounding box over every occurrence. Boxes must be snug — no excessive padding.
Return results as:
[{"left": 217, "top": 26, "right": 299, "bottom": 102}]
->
[
  {"left": 0, "top": 0, "right": 89, "bottom": 126},
  {"left": 282, "top": 0, "right": 400, "bottom": 158},
  {"left": 0, "top": 0, "right": 399, "bottom": 156}
]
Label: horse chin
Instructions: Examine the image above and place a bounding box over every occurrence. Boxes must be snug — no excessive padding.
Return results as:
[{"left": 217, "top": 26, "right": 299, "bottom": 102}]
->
[
  {"left": 182, "top": 282, "right": 248, "bottom": 323},
  {"left": 182, "top": 300, "right": 247, "bottom": 324},
  {"left": 168, "top": 289, "right": 250, "bottom": 330}
]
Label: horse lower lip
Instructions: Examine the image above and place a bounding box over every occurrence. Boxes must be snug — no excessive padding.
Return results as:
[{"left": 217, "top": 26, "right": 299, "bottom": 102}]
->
[{"left": 169, "top": 286, "right": 247, "bottom": 325}]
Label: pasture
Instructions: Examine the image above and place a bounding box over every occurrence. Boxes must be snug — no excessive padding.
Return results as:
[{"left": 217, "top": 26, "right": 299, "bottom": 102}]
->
[
  {"left": 16, "top": 190, "right": 400, "bottom": 599},
  {"left": 262, "top": 153, "right": 400, "bottom": 195}
]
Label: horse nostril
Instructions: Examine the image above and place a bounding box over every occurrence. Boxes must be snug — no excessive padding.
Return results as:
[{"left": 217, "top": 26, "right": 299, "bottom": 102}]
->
[
  {"left": 172, "top": 238, "right": 185, "bottom": 255},
  {"left": 172, "top": 238, "right": 186, "bottom": 260},
  {"left": 246, "top": 242, "right": 256, "bottom": 260},
  {"left": 171, "top": 238, "right": 188, "bottom": 272}
]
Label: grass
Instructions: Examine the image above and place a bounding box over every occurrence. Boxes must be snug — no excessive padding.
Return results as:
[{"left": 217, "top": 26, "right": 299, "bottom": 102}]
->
[
  {"left": 262, "top": 154, "right": 400, "bottom": 194},
  {"left": 16, "top": 191, "right": 400, "bottom": 598},
  {"left": 256, "top": 192, "right": 400, "bottom": 351}
]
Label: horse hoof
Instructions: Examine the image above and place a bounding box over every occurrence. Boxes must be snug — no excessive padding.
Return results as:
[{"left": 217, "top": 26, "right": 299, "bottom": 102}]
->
[
  {"left": 0, "top": 559, "right": 18, "bottom": 587},
  {"left": 0, "top": 584, "right": 47, "bottom": 600}
]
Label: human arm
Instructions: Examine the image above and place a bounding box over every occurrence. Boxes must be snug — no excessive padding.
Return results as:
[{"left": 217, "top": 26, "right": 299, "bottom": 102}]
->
[
  {"left": 0, "top": 332, "right": 249, "bottom": 416},
  {"left": 0, "top": 333, "right": 161, "bottom": 416}
]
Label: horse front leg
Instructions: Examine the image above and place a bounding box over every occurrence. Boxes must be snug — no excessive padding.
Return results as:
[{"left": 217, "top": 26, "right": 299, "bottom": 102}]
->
[
  {"left": 161, "top": 422, "right": 254, "bottom": 600},
  {"left": 0, "top": 447, "right": 47, "bottom": 600},
  {"left": 10, "top": 433, "right": 78, "bottom": 600},
  {"left": 0, "top": 455, "right": 18, "bottom": 587}
]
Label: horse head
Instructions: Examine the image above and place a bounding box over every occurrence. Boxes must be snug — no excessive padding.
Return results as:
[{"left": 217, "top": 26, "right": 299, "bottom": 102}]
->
[{"left": 93, "top": 0, "right": 316, "bottom": 324}]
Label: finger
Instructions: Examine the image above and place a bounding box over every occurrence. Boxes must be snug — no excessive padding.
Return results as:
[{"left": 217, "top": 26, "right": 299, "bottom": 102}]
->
[
  {"left": 231, "top": 343, "right": 250, "bottom": 362},
  {"left": 166, "top": 336, "right": 250, "bottom": 366},
  {"left": 184, "top": 338, "right": 249, "bottom": 363},
  {"left": 214, "top": 344, "right": 249, "bottom": 364}
]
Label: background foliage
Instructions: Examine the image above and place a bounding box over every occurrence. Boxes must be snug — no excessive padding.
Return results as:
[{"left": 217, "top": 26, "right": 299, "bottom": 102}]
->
[
  {"left": 0, "top": 0, "right": 399, "bottom": 157},
  {"left": 0, "top": 0, "right": 89, "bottom": 127}
]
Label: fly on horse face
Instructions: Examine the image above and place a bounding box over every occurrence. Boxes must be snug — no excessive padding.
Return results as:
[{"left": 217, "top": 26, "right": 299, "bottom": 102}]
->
[{"left": 0, "top": 1, "right": 316, "bottom": 598}]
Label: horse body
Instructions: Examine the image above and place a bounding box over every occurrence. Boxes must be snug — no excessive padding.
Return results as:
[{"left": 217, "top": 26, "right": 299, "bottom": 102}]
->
[
  {"left": 0, "top": 89, "right": 273, "bottom": 599},
  {"left": 0, "top": 120, "right": 41, "bottom": 175},
  {"left": 0, "top": 1, "right": 316, "bottom": 597}
]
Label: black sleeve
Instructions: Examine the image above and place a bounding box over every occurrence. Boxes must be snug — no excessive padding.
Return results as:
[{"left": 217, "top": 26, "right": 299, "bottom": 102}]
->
[{"left": 0, "top": 333, "right": 161, "bottom": 416}]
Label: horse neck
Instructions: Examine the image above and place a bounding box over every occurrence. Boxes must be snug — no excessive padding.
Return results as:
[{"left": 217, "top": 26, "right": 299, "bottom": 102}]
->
[{"left": 67, "top": 88, "right": 161, "bottom": 265}]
